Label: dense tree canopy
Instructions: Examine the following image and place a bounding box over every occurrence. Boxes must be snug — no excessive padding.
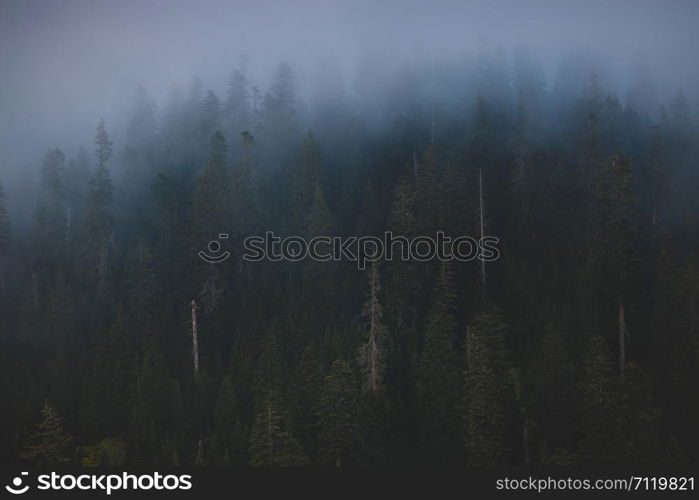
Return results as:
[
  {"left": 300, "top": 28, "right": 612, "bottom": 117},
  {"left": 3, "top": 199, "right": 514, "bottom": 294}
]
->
[{"left": 0, "top": 50, "right": 697, "bottom": 468}]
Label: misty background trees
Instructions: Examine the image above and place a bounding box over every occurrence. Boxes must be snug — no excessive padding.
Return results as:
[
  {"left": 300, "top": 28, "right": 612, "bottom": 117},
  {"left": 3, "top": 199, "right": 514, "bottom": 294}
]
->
[{"left": 1, "top": 44, "right": 698, "bottom": 467}]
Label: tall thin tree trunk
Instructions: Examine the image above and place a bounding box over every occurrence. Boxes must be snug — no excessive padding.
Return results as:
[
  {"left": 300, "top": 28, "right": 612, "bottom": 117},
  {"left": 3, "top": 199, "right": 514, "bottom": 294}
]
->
[
  {"left": 413, "top": 151, "right": 418, "bottom": 179},
  {"left": 523, "top": 408, "right": 529, "bottom": 465},
  {"left": 479, "top": 168, "right": 486, "bottom": 289},
  {"left": 618, "top": 299, "right": 626, "bottom": 379},
  {"left": 66, "top": 207, "right": 71, "bottom": 245},
  {"left": 195, "top": 438, "right": 204, "bottom": 465},
  {"left": 191, "top": 299, "right": 200, "bottom": 381},
  {"left": 32, "top": 272, "right": 39, "bottom": 311},
  {"left": 364, "top": 261, "right": 382, "bottom": 393},
  {"left": 191, "top": 300, "right": 202, "bottom": 465}
]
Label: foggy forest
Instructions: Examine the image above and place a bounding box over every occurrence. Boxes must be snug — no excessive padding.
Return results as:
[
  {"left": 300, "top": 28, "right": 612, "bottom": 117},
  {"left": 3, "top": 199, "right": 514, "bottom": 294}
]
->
[{"left": 1, "top": 0, "right": 699, "bottom": 468}]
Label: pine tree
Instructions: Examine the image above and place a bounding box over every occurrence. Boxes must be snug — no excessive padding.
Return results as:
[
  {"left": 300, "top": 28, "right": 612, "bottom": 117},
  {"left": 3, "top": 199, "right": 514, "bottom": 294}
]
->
[
  {"left": 21, "top": 402, "right": 73, "bottom": 467},
  {"left": 384, "top": 170, "right": 421, "bottom": 389},
  {"left": 127, "top": 86, "right": 158, "bottom": 146},
  {"left": 35, "top": 148, "right": 68, "bottom": 264},
  {"left": 317, "top": 359, "right": 358, "bottom": 467},
  {"left": 646, "top": 125, "right": 665, "bottom": 230},
  {"left": 305, "top": 182, "right": 333, "bottom": 237},
  {"left": 530, "top": 325, "right": 573, "bottom": 453},
  {"left": 211, "top": 377, "right": 246, "bottom": 464},
  {"left": 0, "top": 181, "right": 9, "bottom": 256},
  {"left": 127, "top": 340, "right": 171, "bottom": 465},
  {"left": 359, "top": 261, "right": 386, "bottom": 393},
  {"left": 389, "top": 171, "right": 416, "bottom": 235},
  {"left": 85, "top": 313, "right": 131, "bottom": 438},
  {"left": 201, "top": 90, "right": 221, "bottom": 138},
  {"left": 231, "top": 131, "right": 260, "bottom": 238},
  {"left": 464, "top": 333, "right": 507, "bottom": 465},
  {"left": 260, "top": 62, "right": 297, "bottom": 163},
  {"left": 290, "top": 345, "right": 322, "bottom": 462},
  {"left": 578, "top": 336, "right": 630, "bottom": 463},
  {"left": 124, "top": 239, "right": 159, "bottom": 329},
  {"left": 470, "top": 300, "right": 510, "bottom": 375},
  {"left": 585, "top": 154, "right": 639, "bottom": 377},
  {"left": 84, "top": 122, "right": 114, "bottom": 252},
  {"left": 95, "top": 119, "right": 113, "bottom": 168},
  {"left": 193, "top": 131, "right": 231, "bottom": 244},
  {"left": 290, "top": 132, "right": 322, "bottom": 232},
  {"left": 680, "top": 253, "right": 699, "bottom": 360},
  {"left": 253, "top": 332, "right": 283, "bottom": 409},
  {"left": 415, "top": 263, "right": 460, "bottom": 461},
  {"left": 248, "top": 390, "right": 306, "bottom": 466},
  {"left": 224, "top": 70, "right": 251, "bottom": 137}
]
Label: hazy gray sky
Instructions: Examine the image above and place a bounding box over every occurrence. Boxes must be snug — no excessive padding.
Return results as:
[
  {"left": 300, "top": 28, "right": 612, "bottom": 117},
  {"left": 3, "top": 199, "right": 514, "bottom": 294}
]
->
[{"left": 1, "top": 0, "right": 698, "bottom": 181}]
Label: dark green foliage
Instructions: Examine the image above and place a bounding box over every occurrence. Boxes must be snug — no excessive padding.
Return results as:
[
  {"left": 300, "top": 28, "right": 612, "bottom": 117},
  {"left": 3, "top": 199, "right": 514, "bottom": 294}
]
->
[
  {"left": 317, "top": 359, "right": 359, "bottom": 467},
  {"left": 415, "top": 263, "right": 461, "bottom": 462},
  {"left": 0, "top": 181, "right": 8, "bottom": 255},
  {"left": 290, "top": 345, "right": 322, "bottom": 461},
  {"left": 95, "top": 119, "right": 113, "bottom": 168},
  {"left": 291, "top": 132, "right": 322, "bottom": 232},
  {"left": 124, "top": 239, "right": 158, "bottom": 328},
  {"left": 249, "top": 391, "right": 306, "bottom": 466},
  {"left": 21, "top": 402, "right": 74, "bottom": 467},
  {"left": 210, "top": 377, "right": 246, "bottom": 464},
  {"left": 253, "top": 332, "right": 283, "bottom": 408},
  {"left": 2, "top": 54, "right": 697, "bottom": 469},
  {"left": 578, "top": 336, "right": 630, "bottom": 463},
  {"left": 464, "top": 333, "right": 507, "bottom": 465},
  {"left": 193, "top": 131, "right": 231, "bottom": 243}
]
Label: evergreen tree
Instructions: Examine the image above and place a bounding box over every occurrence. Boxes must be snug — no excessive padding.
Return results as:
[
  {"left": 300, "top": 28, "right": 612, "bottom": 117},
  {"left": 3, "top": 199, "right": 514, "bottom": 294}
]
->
[
  {"left": 253, "top": 332, "right": 283, "bottom": 408},
  {"left": 248, "top": 390, "right": 306, "bottom": 466},
  {"left": 290, "top": 132, "right": 322, "bottom": 231},
  {"left": 211, "top": 377, "right": 246, "bottom": 464},
  {"left": 586, "top": 154, "right": 639, "bottom": 376},
  {"left": 578, "top": 336, "right": 630, "bottom": 463},
  {"left": 290, "top": 345, "right": 322, "bottom": 462},
  {"left": 415, "top": 263, "right": 461, "bottom": 462},
  {"left": 464, "top": 332, "right": 507, "bottom": 465},
  {"left": 35, "top": 148, "right": 68, "bottom": 263},
  {"left": 317, "top": 359, "right": 358, "bottom": 467},
  {"left": 0, "top": 181, "right": 10, "bottom": 256},
  {"left": 260, "top": 62, "right": 297, "bottom": 163},
  {"left": 201, "top": 90, "right": 221, "bottom": 138},
  {"left": 529, "top": 325, "right": 573, "bottom": 454},
  {"left": 84, "top": 121, "right": 115, "bottom": 251},
  {"left": 193, "top": 131, "right": 231, "bottom": 244},
  {"left": 127, "top": 86, "right": 158, "bottom": 146},
  {"left": 359, "top": 261, "right": 386, "bottom": 393},
  {"left": 95, "top": 119, "right": 113, "bottom": 167},
  {"left": 231, "top": 131, "right": 260, "bottom": 238},
  {"left": 124, "top": 239, "right": 159, "bottom": 329},
  {"left": 21, "top": 402, "right": 74, "bottom": 467},
  {"left": 224, "top": 69, "right": 251, "bottom": 138}
]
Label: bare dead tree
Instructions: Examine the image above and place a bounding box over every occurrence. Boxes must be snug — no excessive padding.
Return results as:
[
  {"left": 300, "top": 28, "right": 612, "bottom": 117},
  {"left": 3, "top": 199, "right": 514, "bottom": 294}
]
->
[
  {"left": 412, "top": 150, "right": 418, "bottom": 180},
  {"left": 523, "top": 407, "right": 529, "bottom": 465},
  {"left": 479, "top": 167, "right": 486, "bottom": 290},
  {"left": 360, "top": 261, "right": 385, "bottom": 393},
  {"left": 191, "top": 299, "right": 200, "bottom": 382},
  {"left": 618, "top": 300, "right": 627, "bottom": 379},
  {"left": 195, "top": 438, "right": 204, "bottom": 466}
]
